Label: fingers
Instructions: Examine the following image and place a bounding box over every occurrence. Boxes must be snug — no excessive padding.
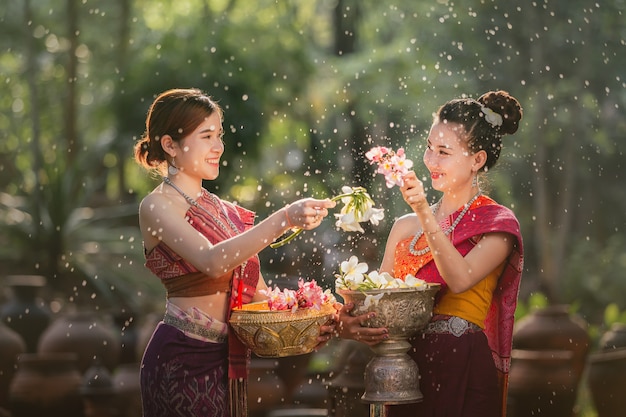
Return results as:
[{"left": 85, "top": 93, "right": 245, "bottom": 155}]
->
[
  {"left": 336, "top": 307, "right": 388, "bottom": 345},
  {"left": 353, "top": 329, "right": 389, "bottom": 346},
  {"left": 286, "top": 198, "right": 335, "bottom": 229}
]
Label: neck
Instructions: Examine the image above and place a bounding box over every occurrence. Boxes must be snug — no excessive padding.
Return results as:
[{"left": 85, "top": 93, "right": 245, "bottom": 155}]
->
[
  {"left": 163, "top": 175, "right": 203, "bottom": 200},
  {"left": 438, "top": 187, "right": 481, "bottom": 217}
]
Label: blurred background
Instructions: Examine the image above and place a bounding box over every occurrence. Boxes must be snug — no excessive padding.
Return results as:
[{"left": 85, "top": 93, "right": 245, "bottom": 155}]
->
[{"left": 1, "top": 1, "right": 625, "bottom": 416}]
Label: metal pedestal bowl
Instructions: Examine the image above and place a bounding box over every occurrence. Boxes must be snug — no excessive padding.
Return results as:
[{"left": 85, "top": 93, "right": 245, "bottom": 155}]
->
[{"left": 338, "top": 284, "right": 440, "bottom": 405}]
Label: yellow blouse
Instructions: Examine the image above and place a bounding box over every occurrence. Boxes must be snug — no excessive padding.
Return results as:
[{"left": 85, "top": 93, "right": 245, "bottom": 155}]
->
[{"left": 434, "top": 261, "right": 505, "bottom": 328}]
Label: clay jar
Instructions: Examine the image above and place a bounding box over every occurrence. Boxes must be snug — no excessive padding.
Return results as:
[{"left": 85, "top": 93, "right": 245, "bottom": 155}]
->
[
  {"left": 586, "top": 348, "right": 626, "bottom": 417},
  {"left": 0, "top": 322, "right": 26, "bottom": 409},
  {"left": 37, "top": 312, "right": 121, "bottom": 373},
  {"left": 598, "top": 323, "right": 626, "bottom": 351},
  {"left": 0, "top": 275, "right": 51, "bottom": 353},
  {"left": 512, "top": 305, "right": 590, "bottom": 381},
  {"left": 507, "top": 349, "right": 578, "bottom": 417},
  {"left": 586, "top": 323, "right": 626, "bottom": 417},
  {"left": 8, "top": 352, "right": 83, "bottom": 417},
  {"left": 510, "top": 305, "right": 591, "bottom": 417}
]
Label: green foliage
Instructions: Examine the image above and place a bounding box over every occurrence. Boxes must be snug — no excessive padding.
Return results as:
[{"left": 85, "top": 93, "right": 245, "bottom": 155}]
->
[
  {"left": 1, "top": 0, "right": 625, "bottom": 324},
  {"left": 562, "top": 234, "right": 626, "bottom": 323},
  {"left": 514, "top": 292, "right": 550, "bottom": 321}
]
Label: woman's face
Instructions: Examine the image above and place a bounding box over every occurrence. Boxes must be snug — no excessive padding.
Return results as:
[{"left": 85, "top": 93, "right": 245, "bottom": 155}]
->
[
  {"left": 422, "top": 121, "right": 475, "bottom": 194},
  {"left": 175, "top": 111, "right": 224, "bottom": 181}
]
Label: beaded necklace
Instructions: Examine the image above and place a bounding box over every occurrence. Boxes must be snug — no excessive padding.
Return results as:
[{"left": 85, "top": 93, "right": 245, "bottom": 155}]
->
[
  {"left": 408, "top": 192, "right": 481, "bottom": 256},
  {"left": 162, "top": 176, "right": 241, "bottom": 237}
]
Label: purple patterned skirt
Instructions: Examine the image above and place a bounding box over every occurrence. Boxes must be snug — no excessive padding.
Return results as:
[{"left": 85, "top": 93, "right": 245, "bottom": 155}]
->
[{"left": 140, "top": 322, "right": 229, "bottom": 417}]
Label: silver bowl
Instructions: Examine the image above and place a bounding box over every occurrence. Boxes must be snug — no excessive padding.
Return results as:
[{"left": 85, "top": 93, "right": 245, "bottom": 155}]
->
[{"left": 337, "top": 284, "right": 440, "bottom": 404}]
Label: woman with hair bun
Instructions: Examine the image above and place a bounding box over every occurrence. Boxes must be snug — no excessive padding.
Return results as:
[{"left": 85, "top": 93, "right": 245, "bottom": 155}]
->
[
  {"left": 338, "top": 90, "right": 524, "bottom": 417},
  {"left": 134, "top": 88, "right": 336, "bottom": 417}
]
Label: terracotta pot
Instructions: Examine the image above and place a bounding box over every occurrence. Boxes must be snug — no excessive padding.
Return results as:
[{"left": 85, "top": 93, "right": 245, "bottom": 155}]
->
[
  {"left": 513, "top": 305, "right": 590, "bottom": 382},
  {"left": 37, "top": 312, "right": 121, "bottom": 373},
  {"left": 0, "top": 275, "right": 51, "bottom": 353},
  {"left": 8, "top": 352, "right": 83, "bottom": 417},
  {"left": 599, "top": 323, "right": 626, "bottom": 351},
  {"left": 0, "top": 322, "right": 26, "bottom": 408},
  {"left": 587, "top": 348, "right": 626, "bottom": 417},
  {"left": 507, "top": 349, "right": 577, "bottom": 417}
]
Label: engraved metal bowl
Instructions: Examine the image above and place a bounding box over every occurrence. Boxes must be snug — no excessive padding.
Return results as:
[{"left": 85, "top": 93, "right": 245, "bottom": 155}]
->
[
  {"left": 337, "top": 284, "right": 441, "bottom": 404},
  {"left": 229, "top": 301, "right": 335, "bottom": 358},
  {"left": 337, "top": 284, "right": 440, "bottom": 339}
]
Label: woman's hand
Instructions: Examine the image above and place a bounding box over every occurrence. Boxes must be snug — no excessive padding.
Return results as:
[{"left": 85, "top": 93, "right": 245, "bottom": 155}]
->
[
  {"left": 336, "top": 303, "right": 388, "bottom": 347},
  {"left": 285, "top": 198, "right": 336, "bottom": 231},
  {"left": 400, "top": 171, "right": 429, "bottom": 213},
  {"left": 314, "top": 304, "right": 340, "bottom": 351}
]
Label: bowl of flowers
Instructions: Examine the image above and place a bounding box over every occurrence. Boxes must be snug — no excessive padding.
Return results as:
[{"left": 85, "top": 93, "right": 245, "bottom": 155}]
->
[
  {"left": 334, "top": 256, "right": 440, "bottom": 337},
  {"left": 334, "top": 255, "right": 440, "bottom": 404},
  {"left": 229, "top": 279, "right": 336, "bottom": 358}
]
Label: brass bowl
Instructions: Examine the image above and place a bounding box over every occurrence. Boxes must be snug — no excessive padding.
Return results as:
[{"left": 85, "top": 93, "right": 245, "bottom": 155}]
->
[{"left": 229, "top": 301, "right": 335, "bottom": 358}]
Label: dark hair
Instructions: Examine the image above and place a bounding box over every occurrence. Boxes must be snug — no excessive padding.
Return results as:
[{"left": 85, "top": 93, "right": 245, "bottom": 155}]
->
[
  {"left": 435, "top": 90, "right": 523, "bottom": 171},
  {"left": 134, "top": 88, "right": 223, "bottom": 172}
]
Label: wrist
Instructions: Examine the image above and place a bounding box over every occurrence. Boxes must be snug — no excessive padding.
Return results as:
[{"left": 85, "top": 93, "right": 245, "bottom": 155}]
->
[{"left": 282, "top": 206, "right": 295, "bottom": 230}]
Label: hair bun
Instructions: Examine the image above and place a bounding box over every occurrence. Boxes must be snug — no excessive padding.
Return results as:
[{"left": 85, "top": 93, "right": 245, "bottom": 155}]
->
[{"left": 478, "top": 90, "right": 523, "bottom": 135}]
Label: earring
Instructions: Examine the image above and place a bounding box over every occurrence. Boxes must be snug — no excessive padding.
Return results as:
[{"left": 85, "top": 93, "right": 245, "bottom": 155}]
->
[
  {"left": 471, "top": 174, "right": 478, "bottom": 188},
  {"left": 168, "top": 161, "right": 179, "bottom": 176}
]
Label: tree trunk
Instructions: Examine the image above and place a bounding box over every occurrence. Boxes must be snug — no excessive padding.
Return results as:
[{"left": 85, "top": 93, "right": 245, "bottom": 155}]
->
[{"left": 65, "top": 0, "right": 79, "bottom": 162}]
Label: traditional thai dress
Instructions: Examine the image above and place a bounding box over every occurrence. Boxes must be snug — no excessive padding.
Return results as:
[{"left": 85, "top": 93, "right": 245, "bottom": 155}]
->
[
  {"left": 141, "top": 189, "right": 260, "bottom": 417},
  {"left": 388, "top": 195, "right": 523, "bottom": 417}
]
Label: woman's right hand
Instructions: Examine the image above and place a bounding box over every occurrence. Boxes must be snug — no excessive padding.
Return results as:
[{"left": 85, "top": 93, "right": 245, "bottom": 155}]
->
[
  {"left": 336, "top": 302, "right": 388, "bottom": 346},
  {"left": 284, "top": 198, "right": 336, "bottom": 230},
  {"left": 400, "top": 171, "right": 429, "bottom": 213}
]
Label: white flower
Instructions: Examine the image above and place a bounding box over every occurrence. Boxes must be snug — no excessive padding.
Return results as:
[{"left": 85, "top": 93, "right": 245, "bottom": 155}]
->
[
  {"left": 364, "top": 293, "right": 385, "bottom": 308},
  {"left": 480, "top": 106, "right": 503, "bottom": 127},
  {"left": 335, "top": 256, "right": 429, "bottom": 292},
  {"left": 404, "top": 274, "right": 427, "bottom": 288},
  {"left": 361, "top": 206, "right": 385, "bottom": 226},
  {"left": 338, "top": 255, "right": 369, "bottom": 289},
  {"left": 335, "top": 211, "right": 365, "bottom": 233},
  {"left": 367, "top": 271, "right": 394, "bottom": 288}
]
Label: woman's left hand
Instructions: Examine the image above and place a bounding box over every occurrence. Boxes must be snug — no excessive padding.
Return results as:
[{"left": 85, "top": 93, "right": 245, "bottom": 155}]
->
[{"left": 336, "top": 302, "right": 389, "bottom": 346}]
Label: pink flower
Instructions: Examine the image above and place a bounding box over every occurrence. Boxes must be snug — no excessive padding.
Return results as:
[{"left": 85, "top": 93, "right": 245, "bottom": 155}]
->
[
  {"left": 366, "top": 146, "right": 414, "bottom": 188},
  {"left": 261, "top": 279, "right": 333, "bottom": 311}
]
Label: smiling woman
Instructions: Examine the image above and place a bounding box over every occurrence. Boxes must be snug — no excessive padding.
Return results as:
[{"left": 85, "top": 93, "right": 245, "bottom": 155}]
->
[
  {"left": 132, "top": 88, "right": 338, "bottom": 417},
  {"left": 338, "top": 90, "right": 524, "bottom": 417}
]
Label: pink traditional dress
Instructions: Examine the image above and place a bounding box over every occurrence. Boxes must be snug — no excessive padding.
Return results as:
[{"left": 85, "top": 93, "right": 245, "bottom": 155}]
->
[
  {"left": 389, "top": 195, "right": 523, "bottom": 417},
  {"left": 141, "top": 188, "right": 259, "bottom": 417}
]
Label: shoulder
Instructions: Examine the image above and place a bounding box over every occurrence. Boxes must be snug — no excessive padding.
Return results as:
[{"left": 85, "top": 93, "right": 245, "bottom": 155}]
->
[
  {"left": 473, "top": 196, "right": 519, "bottom": 224},
  {"left": 139, "top": 189, "right": 188, "bottom": 219},
  {"left": 387, "top": 213, "right": 418, "bottom": 241},
  {"left": 463, "top": 195, "right": 521, "bottom": 238}
]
